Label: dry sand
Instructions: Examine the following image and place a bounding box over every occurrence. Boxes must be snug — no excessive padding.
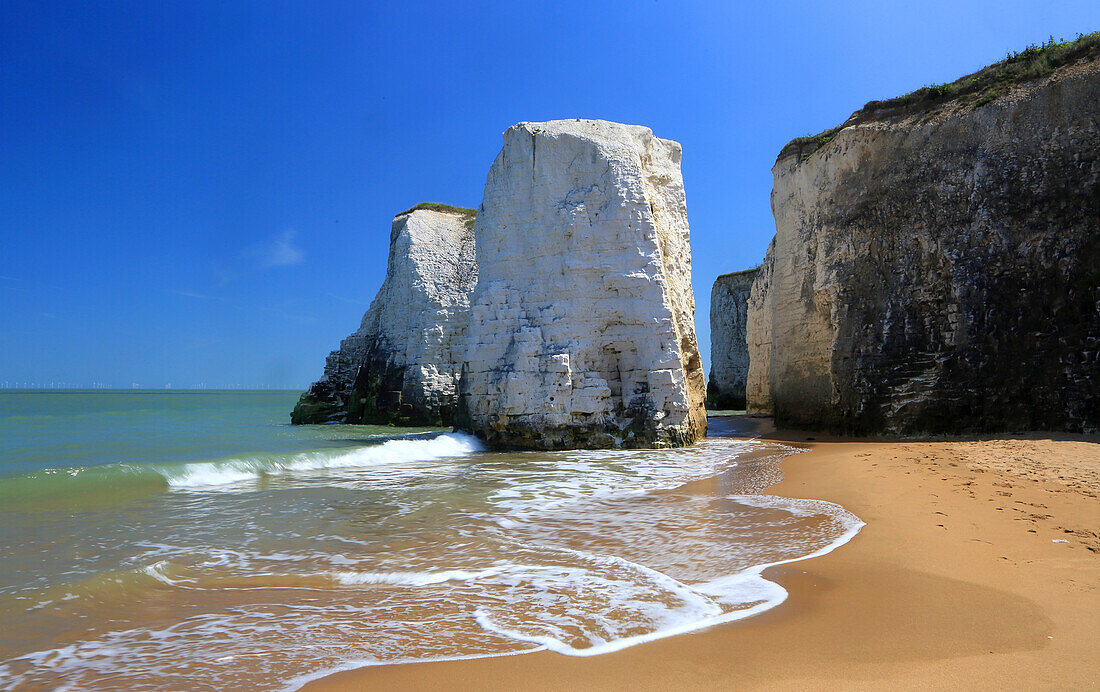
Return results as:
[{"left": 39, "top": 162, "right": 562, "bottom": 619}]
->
[{"left": 304, "top": 424, "right": 1099, "bottom": 691}]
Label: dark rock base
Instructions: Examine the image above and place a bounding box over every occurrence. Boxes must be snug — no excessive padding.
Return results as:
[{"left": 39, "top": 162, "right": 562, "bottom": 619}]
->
[{"left": 291, "top": 350, "right": 454, "bottom": 427}]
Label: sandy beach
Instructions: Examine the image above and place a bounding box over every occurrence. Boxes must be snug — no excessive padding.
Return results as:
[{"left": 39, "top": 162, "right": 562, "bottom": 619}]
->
[{"left": 305, "top": 421, "right": 1099, "bottom": 690}]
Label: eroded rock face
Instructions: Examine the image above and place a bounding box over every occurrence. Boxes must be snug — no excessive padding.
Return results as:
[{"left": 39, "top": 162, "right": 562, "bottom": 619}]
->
[
  {"left": 456, "top": 119, "right": 707, "bottom": 449},
  {"left": 291, "top": 207, "right": 477, "bottom": 425},
  {"left": 708, "top": 267, "right": 759, "bottom": 409},
  {"left": 747, "top": 60, "right": 1100, "bottom": 434},
  {"left": 745, "top": 239, "right": 775, "bottom": 416}
]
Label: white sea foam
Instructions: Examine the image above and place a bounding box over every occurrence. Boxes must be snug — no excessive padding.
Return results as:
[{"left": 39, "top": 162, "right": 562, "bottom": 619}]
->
[
  {"left": 141, "top": 561, "right": 179, "bottom": 586},
  {"left": 1, "top": 433, "right": 866, "bottom": 692},
  {"left": 279, "top": 648, "right": 545, "bottom": 692},
  {"left": 330, "top": 568, "right": 508, "bottom": 586},
  {"left": 160, "top": 433, "right": 484, "bottom": 489},
  {"left": 485, "top": 437, "right": 771, "bottom": 519},
  {"left": 725, "top": 494, "right": 852, "bottom": 518},
  {"left": 470, "top": 498, "right": 864, "bottom": 657}
]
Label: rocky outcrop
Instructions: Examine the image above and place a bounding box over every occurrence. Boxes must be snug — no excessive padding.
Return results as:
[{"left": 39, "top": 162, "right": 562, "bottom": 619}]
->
[
  {"left": 456, "top": 119, "right": 707, "bottom": 449},
  {"left": 745, "top": 239, "right": 775, "bottom": 416},
  {"left": 708, "top": 267, "right": 759, "bottom": 409},
  {"left": 747, "top": 56, "right": 1100, "bottom": 434},
  {"left": 291, "top": 205, "right": 477, "bottom": 425}
]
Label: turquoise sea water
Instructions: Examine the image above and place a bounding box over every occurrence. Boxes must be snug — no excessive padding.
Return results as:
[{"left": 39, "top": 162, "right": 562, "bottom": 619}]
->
[
  {"left": 0, "top": 390, "right": 862, "bottom": 690},
  {"left": 0, "top": 389, "right": 439, "bottom": 475},
  {"left": 0, "top": 390, "right": 439, "bottom": 508}
]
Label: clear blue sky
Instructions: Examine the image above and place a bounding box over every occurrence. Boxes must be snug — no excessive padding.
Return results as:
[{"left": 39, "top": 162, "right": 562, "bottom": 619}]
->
[{"left": 2, "top": 1, "right": 1097, "bottom": 389}]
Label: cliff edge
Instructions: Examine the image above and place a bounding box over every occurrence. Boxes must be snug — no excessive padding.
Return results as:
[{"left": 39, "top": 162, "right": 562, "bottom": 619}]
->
[{"left": 748, "top": 42, "right": 1100, "bottom": 434}]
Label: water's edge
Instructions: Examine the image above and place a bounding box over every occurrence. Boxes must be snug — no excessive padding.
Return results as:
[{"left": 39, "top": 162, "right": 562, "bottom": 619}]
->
[
  {"left": 285, "top": 437, "right": 865, "bottom": 691},
  {"left": 0, "top": 400, "right": 865, "bottom": 691}
]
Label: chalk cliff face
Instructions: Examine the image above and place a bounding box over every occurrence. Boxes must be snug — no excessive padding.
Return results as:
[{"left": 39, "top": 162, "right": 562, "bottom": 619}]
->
[
  {"left": 456, "top": 119, "right": 707, "bottom": 449},
  {"left": 291, "top": 207, "right": 477, "bottom": 425},
  {"left": 708, "top": 267, "right": 759, "bottom": 409},
  {"left": 745, "top": 239, "right": 775, "bottom": 416},
  {"left": 747, "top": 59, "right": 1100, "bottom": 434}
]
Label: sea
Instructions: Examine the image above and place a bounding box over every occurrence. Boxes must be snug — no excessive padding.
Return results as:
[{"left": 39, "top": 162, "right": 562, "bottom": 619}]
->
[{"left": 0, "top": 390, "right": 862, "bottom": 690}]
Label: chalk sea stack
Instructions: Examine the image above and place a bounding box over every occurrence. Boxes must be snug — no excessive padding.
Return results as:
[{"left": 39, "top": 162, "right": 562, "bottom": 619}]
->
[
  {"left": 291, "top": 204, "right": 477, "bottom": 425},
  {"left": 707, "top": 267, "right": 759, "bottom": 410},
  {"left": 456, "top": 119, "right": 707, "bottom": 449},
  {"left": 746, "top": 48, "right": 1100, "bottom": 434}
]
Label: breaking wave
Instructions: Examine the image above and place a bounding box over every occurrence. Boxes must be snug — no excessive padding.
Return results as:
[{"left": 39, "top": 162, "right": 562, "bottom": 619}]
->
[
  {"left": 0, "top": 432, "right": 485, "bottom": 505},
  {"left": 0, "top": 427, "right": 865, "bottom": 692}
]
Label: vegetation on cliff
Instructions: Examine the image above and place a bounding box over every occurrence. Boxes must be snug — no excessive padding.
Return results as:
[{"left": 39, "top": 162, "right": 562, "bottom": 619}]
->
[
  {"left": 714, "top": 265, "right": 761, "bottom": 282},
  {"left": 396, "top": 202, "right": 478, "bottom": 227},
  {"left": 784, "top": 31, "right": 1100, "bottom": 163}
]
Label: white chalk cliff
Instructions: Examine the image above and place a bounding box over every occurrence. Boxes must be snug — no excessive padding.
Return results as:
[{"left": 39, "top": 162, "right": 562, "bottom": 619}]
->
[
  {"left": 708, "top": 267, "right": 760, "bottom": 409},
  {"left": 292, "top": 206, "right": 477, "bottom": 425},
  {"left": 456, "top": 119, "right": 707, "bottom": 449}
]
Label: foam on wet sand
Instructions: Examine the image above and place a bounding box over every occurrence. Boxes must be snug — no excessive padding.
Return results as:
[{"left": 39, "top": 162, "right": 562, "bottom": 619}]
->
[{"left": 302, "top": 424, "right": 1099, "bottom": 691}]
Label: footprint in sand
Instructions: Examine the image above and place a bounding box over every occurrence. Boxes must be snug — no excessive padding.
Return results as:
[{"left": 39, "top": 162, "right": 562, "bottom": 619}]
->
[{"left": 1014, "top": 500, "right": 1048, "bottom": 509}]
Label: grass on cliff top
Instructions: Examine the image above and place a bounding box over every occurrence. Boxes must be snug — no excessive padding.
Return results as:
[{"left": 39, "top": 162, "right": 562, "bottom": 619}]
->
[
  {"left": 396, "top": 202, "right": 478, "bottom": 227},
  {"left": 716, "top": 265, "right": 762, "bottom": 281},
  {"left": 786, "top": 31, "right": 1100, "bottom": 163}
]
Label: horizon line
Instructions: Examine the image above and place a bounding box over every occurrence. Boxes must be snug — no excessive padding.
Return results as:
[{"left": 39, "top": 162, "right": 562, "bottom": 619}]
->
[{"left": 0, "top": 386, "right": 305, "bottom": 392}]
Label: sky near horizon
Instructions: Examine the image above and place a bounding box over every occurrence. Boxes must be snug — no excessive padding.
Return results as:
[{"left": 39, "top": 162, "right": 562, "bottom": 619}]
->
[{"left": 1, "top": 1, "right": 1097, "bottom": 389}]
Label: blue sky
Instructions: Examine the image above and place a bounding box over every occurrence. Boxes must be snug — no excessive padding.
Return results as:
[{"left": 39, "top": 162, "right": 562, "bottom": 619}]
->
[{"left": 1, "top": 1, "right": 1097, "bottom": 389}]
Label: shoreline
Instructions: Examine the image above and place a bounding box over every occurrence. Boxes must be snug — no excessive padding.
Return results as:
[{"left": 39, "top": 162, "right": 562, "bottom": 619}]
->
[{"left": 302, "top": 420, "right": 1099, "bottom": 690}]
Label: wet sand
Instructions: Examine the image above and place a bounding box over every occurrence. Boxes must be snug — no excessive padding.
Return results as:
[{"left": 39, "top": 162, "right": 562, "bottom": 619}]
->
[{"left": 304, "top": 423, "right": 1099, "bottom": 691}]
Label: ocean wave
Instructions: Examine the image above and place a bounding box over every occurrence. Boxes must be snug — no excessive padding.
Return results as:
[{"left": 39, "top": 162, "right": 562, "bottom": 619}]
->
[
  {"left": 0, "top": 432, "right": 485, "bottom": 505},
  {"left": 0, "top": 464, "right": 171, "bottom": 508},
  {"left": 161, "top": 433, "right": 483, "bottom": 489},
  {"left": 0, "top": 432, "right": 866, "bottom": 692}
]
